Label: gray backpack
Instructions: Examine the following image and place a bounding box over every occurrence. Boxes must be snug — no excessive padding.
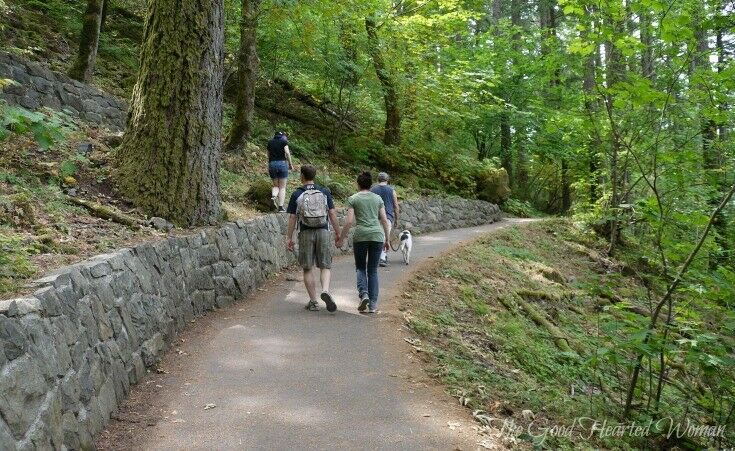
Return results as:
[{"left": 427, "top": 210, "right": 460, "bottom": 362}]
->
[{"left": 296, "top": 188, "right": 328, "bottom": 228}]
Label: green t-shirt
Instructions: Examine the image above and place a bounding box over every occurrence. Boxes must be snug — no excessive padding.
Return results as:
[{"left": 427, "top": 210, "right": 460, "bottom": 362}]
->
[{"left": 347, "top": 191, "right": 385, "bottom": 243}]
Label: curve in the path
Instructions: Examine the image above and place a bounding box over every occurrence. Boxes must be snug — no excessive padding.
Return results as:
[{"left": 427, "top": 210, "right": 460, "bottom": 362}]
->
[{"left": 99, "top": 219, "right": 532, "bottom": 450}]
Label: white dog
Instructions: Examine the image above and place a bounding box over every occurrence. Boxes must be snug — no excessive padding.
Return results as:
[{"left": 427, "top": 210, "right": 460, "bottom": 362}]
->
[{"left": 398, "top": 230, "right": 413, "bottom": 265}]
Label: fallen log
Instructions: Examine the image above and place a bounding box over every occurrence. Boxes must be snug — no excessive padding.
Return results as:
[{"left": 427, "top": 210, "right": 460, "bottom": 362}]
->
[
  {"left": 498, "top": 293, "right": 579, "bottom": 354},
  {"left": 255, "top": 101, "right": 330, "bottom": 131},
  {"left": 67, "top": 196, "right": 143, "bottom": 230},
  {"left": 273, "top": 78, "right": 358, "bottom": 132}
]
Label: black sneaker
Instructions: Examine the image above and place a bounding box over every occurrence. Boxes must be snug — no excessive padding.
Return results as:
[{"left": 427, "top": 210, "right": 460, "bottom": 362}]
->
[
  {"left": 305, "top": 300, "right": 320, "bottom": 311},
  {"left": 321, "top": 292, "right": 337, "bottom": 312},
  {"left": 379, "top": 260, "right": 388, "bottom": 267},
  {"left": 278, "top": 206, "right": 285, "bottom": 213},
  {"left": 358, "top": 293, "right": 370, "bottom": 312}
]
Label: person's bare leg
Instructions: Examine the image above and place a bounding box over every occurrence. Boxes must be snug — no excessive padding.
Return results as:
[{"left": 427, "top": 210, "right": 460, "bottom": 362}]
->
[
  {"left": 277, "top": 178, "right": 287, "bottom": 207},
  {"left": 303, "top": 268, "right": 317, "bottom": 302},
  {"left": 320, "top": 268, "right": 331, "bottom": 293},
  {"left": 271, "top": 179, "right": 279, "bottom": 199}
]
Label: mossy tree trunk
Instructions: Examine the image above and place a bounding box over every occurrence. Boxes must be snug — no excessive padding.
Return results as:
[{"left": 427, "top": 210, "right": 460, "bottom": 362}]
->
[
  {"left": 226, "top": 0, "right": 261, "bottom": 152},
  {"left": 365, "top": 15, "right": 401, "bottom": 147},
  {"left": 116, "top": 0, "right": 224, "bottom": 226},
  {"left": 69, "top": 0, "right": 105, "bottom": 82}
]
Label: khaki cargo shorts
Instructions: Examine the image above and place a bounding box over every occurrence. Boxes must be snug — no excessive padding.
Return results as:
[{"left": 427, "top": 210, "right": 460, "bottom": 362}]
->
[{"left": 298, "top": 228, "right": 332, "bottom": 269}]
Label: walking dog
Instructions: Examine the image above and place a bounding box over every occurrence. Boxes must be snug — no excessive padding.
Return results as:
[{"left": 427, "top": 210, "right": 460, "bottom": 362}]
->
[{"left": 398, "top": 230, "right": 412, "bottom": 265}]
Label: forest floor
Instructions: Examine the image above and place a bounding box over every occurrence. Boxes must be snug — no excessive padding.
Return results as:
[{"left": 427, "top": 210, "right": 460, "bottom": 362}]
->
[{"left": 398, "top": 219, "right": 727, "bottom": 449}]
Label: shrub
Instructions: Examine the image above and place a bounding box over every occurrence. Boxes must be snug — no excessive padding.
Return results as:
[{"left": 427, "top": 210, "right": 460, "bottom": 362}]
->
[
  {"left": 246, "top": 177, "right": 275, "bottom": 212},
  {"left": 315, "top": 174, "right": 351, "bottom": 201},
  {"left": 475, "top": 165, "right": 511, "bottom": 204},
  {"left": 503, "top": 198, "right": 542, "bottom": 218}
]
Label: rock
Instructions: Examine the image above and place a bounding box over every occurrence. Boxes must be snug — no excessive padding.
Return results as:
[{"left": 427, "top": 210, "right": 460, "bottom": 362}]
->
[
  {"left": 102, "top": 133, "right": 124, "bottom": 147},
  {"left": 0, "top": 357, "right": 48, "bottom": 438},
  {"left": 0, "top": 417, "right": 14, "bottom": 451},
  {"left": 7, "top": 297, "right": 42, "bottom": 317},
  {"left": 521, "top": 409, "right": 534, "bottom": 420},
  {"left": 140, "top": 333, "right": 164, "bottom": 367},
  {"left": 63, "top": 176, "right": 77, "bottom": 187},
  {"left": 77, "top": 143, "right": 93, "bottom": 154},
  {"left": 149, "top": 217, "right": 174, "bottom": 232}
]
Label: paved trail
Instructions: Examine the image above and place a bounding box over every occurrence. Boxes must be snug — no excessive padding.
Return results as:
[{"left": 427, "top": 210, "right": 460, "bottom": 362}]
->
[{"left": 101, "top": 219, "right": 529, "bottom": 451}]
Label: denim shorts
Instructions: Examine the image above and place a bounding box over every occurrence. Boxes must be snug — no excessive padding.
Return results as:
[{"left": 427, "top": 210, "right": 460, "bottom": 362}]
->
[{"left": 268, "top": 160, "right": 289, "bottom": 179}]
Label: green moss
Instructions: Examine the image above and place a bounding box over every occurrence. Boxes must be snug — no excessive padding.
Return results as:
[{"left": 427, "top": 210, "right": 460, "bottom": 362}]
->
[
  {"left": 0, "top": 229, "right": 37, "bottom": 295},
  {"left": 245, "top": 176, "right": 275, "bottom": 212}
]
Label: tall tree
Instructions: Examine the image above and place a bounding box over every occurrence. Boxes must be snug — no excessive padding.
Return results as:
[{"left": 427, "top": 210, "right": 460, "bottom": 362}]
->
[
  {"left": 116, "top": 0, "right": 224, "bottom": 226},
  {"left": 69, "top": 0, "right": 106, "bottom": 82},
  {"left": 511, "top": 0, "right": 528, "bottom": 192},
  {"left": 582, "top": 3, "right": 601, "bottom": 203},
  {"left": 226, "top": 0, "right": 261, "bottom": 152},
  {"left": 366, "top": 15, "right": 401, "bottom": 146},
  {"left": 603, "top": 1, "right": 626, "bottom": 253},
  {"left": 492, "top": 0, "right": 513, "bottom": 180}
]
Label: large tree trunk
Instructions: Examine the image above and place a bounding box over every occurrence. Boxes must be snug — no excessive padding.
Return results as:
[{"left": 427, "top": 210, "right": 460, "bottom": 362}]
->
[
  {"left": 69, "top": 0, "right": 105, "bottom": 82},
  {"left": 365, "top": 16, "right": 401, "bottom": 146},
  {"left": 226, "top": 0, "right": 261, "bottom": 152},
  {"left": 116, "top": 0, "right": 224, "bottom": 226}
]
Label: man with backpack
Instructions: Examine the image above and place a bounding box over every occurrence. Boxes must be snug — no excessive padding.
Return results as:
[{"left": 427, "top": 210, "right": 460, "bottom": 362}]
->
[
  {"left": 286, "top": 165, "right": 341, "bottom": 312},
  {"left": 371, "top": 172, "right": 400, "bottom": 267}
]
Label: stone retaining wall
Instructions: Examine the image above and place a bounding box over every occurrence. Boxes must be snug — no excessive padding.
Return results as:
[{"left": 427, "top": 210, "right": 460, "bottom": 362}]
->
[
  {"left": 0, "top": 197, "right": 500, "bottom": 450},
  {"left": 0, "top": 52, "right": 127, "bottom": 130}
]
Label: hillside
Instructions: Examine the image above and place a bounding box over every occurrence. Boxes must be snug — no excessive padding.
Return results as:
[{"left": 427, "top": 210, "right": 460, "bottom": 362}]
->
[{"left": 402, "top": 220, "right": 735, "bottom": 449}]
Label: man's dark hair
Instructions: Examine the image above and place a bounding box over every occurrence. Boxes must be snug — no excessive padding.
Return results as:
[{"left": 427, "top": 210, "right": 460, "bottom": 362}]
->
[
  {"left": 301, "top": 164, "right": 317, "bottom": 181},
  {"left": 357, "top": 171, "right": 372, "bottom": 190}
]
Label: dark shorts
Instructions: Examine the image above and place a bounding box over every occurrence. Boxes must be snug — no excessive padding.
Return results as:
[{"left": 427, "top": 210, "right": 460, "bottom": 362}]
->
[
  {"left": 268, "top": 160, "right": 288, "bottom": 179},
  {"left": 298, "top": 228, "right": 332, "bottom": 270}
]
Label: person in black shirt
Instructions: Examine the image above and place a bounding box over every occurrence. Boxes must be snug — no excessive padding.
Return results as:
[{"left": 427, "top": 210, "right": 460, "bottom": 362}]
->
[
  {"left": 267, "top": 131, "right": 295, "bottom": 212},
  {"left": 286, "top": 165, "right": 341, "bottom": 312}
]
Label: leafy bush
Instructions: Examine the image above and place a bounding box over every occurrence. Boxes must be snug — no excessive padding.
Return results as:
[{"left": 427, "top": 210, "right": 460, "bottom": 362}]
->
[
  {"left": 502, "top": 198, "right": 541, "bottom": 218},
  {"left": 0, "top": 98, "right": 73, "bottom": 149},
  {"left": 475, "top": 163, "right": 511, "bottom": 204},
  {"left": 315, "top": 173, "right": 352, "bottom": 200}
]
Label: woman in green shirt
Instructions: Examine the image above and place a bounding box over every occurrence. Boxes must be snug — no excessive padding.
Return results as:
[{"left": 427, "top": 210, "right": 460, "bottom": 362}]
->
[{"left": 337, "top": 172, "right": 391, "bottom": 313}]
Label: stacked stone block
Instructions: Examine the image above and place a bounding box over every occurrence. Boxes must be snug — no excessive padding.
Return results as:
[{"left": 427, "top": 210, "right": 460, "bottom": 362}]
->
[{"left": 0, "top": 53, "right": 127, "bottom": 130}]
